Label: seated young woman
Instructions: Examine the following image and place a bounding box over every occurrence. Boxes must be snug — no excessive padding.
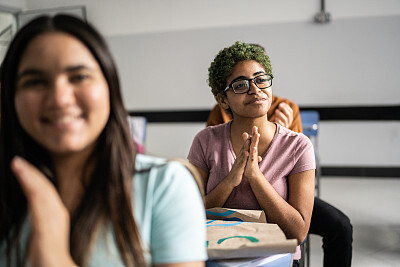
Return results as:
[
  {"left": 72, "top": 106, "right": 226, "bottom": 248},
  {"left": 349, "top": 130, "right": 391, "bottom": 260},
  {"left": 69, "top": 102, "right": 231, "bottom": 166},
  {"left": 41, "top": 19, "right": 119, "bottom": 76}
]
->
[
  {"left": 206, "top": 43, "right": 353, "bottom": 267},
  {"left": 0, "top": 15, "right": 206, "bottom": 267},
  {"left": 187, "top": 42, "right": 315, "bottom": 265}
]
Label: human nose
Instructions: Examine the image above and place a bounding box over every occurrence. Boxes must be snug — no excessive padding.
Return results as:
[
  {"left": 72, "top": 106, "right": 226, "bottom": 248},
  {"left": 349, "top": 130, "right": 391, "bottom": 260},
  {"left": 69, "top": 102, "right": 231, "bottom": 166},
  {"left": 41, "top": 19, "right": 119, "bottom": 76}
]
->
[
  {"left": 45, "top": 78, "right": 75, "bottom": 107},
  {"left": 247, "top": 78, "right": 261, "bottom": 95}
]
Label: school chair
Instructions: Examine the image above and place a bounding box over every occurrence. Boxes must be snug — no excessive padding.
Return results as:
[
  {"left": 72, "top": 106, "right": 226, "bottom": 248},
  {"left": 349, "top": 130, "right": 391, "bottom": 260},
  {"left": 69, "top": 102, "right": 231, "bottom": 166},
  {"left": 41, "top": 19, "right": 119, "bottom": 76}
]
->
[
  {"left": 127, "top": 116, "right": 147, "bottom": 154},
  {"left": 299, "top": 110, "right": 321, "bottom": 267},
  {"left": 300, "top": 110, "right": 321, "bottom": 197}
]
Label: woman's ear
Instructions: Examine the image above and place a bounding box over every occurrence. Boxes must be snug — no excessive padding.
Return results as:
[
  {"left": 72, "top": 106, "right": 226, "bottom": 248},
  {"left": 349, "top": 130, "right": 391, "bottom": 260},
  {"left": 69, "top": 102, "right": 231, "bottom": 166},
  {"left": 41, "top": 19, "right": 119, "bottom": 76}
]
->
[{"left": 217, "top": 93, "right": 230, "bottom": 110}]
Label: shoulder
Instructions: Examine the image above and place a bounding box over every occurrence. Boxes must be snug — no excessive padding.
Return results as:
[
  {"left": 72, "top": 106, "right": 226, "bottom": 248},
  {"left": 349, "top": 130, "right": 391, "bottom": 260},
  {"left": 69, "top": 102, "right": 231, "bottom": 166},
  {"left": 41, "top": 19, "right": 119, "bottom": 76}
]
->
[
  {"left": 189, "top": 123, "right": 231, "bottom": 171},
  {"left": 190, "top": 122, "right": 230, "bottom": 154},
  {"left": 197, "top": 122, "right": 229, "bottom": 138},
  {"left": 192, "top": 122, "right": 229, "bottom": 147},
  {"left": 134, "top": 154, "right": 202, "bottom": 202},
  {"left": 135, "top": 153, "right": 166, "bottom": 171},
  {"left": 133, "top": 154, "right": 203, "bottom": 228},
  {"left": 135, "top": 154, "right": 192, "bottom": 185},
  {"left": 275, "top": 124, "right": 312, "bottom": 147},
  {"left": 275, "top": 123, "right": 299, "bottom": 137},
  {"left": 133, "top": 156, "right": 207, "bottom": 264},
  {"left": 273, "top": 125, "right": 315, "bottom": 172}
]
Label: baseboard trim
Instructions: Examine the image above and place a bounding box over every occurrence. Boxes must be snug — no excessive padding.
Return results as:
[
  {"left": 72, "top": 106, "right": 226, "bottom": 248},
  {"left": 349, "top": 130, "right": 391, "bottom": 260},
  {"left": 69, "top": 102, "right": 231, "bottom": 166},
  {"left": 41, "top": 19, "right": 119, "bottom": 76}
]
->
[
  {"left": 300, "top": 105, "right": 400, "bottom": 121},
  {"left": 129, "top": 105, "right": 400, "bottom": 122},
  {"left": 129, "top": 110, "right": 210, "bottom": 123}
]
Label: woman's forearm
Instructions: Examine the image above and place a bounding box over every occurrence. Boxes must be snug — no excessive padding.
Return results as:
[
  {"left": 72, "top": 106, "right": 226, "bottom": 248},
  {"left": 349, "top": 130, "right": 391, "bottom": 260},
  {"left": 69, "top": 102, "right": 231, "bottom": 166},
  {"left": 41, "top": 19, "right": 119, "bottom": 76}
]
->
[
  {"left": 248, "top": 171, "right": 314, "bottom": 244},
  {"left": 204, "top": 174, "right": 237, "bottom": 209}
]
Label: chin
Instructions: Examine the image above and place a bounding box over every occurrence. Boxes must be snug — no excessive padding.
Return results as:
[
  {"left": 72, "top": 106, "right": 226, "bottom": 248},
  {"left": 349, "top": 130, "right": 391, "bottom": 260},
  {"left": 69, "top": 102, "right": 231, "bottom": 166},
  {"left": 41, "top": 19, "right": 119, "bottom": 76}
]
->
[{"left": 46, "top": 142, "right": 93, "bottom": 156}]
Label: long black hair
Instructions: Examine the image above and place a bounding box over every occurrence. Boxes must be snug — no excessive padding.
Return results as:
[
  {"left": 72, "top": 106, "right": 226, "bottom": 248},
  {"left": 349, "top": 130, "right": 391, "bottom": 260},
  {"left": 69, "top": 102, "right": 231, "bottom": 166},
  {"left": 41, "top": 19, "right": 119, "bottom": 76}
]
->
[{"left": 0, "top": 14, "right": 145, "bottom": 266}]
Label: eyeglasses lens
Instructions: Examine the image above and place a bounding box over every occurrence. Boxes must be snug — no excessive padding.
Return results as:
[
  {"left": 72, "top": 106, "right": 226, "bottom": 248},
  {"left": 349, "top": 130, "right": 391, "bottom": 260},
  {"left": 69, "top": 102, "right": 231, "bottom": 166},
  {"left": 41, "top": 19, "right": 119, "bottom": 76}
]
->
[
  {"left": 255, "top": 75, "right": 272, "bottom": 88},
  {"left": 232, "top": 74, "right": 272, "bottom": 94},
  {"left": 232, "top": 80, "right": 249, "bottom": 94}
]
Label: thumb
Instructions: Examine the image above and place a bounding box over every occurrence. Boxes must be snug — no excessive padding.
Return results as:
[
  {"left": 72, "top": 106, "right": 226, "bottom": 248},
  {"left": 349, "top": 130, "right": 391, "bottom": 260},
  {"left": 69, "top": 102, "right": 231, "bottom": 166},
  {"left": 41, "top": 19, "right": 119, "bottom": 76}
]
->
[
  {"left": 10, "top": 156, "right": 61, "bottom": 217},
  {"left": 11, "top": 156, "right": 53, "bottom": 199}
]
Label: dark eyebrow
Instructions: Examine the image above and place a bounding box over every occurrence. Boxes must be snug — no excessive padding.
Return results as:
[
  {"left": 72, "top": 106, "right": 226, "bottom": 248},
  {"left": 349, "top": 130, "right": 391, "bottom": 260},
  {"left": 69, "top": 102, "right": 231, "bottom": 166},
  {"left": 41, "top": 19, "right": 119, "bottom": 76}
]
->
[
  {"left": 17, "top": 69, "right": 45, "bottom": 81},
  {"left": 253, "top": 71, "right": 266, "bottom": 76},
  {"left": 230, "top": 71, "right": 266, "bottom": 84},
  {"left": 17, "top": 65, "right": 94, "bottom": 81},
  {"left": 64, "top": 65, "right": 94, "bottom": 72}
]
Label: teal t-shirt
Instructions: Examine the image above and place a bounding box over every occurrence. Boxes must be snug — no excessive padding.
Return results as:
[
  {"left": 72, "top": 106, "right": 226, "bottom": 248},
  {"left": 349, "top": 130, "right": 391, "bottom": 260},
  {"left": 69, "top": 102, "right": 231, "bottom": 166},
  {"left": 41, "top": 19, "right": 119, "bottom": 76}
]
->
[{"left": 1, "top": 154, "right": 207, "bottom": 266}]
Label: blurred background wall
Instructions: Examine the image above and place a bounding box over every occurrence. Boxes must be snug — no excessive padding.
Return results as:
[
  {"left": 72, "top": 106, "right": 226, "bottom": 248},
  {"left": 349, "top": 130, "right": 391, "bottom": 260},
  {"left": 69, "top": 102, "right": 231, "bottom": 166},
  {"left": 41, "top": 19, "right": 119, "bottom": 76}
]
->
[{"left": 1, "top": 0, "right": 399, "bottom": 176}]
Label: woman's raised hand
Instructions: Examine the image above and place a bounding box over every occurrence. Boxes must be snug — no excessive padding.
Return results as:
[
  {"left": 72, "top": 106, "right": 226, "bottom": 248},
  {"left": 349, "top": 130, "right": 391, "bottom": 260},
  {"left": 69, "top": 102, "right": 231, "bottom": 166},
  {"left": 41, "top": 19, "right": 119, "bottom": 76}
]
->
[
  {"left": 244, "top": 126, "right": 263, "bottom": 179},
  {"left": 226, "top": 133, "right": 252, "bottom": 188},
  {"left": 228, "top": 126, "right": 263, "bottom": 188},
  {"left": 11, "top": 157, "right": 76, "bottom": 267}
]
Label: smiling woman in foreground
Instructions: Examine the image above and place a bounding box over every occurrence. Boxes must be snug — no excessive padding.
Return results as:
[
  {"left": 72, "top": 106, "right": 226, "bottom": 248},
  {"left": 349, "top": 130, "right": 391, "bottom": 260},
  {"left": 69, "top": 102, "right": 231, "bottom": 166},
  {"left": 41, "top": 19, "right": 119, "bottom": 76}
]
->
[{"left": 0, "top": 15, "right": 206, "bottom": 267}]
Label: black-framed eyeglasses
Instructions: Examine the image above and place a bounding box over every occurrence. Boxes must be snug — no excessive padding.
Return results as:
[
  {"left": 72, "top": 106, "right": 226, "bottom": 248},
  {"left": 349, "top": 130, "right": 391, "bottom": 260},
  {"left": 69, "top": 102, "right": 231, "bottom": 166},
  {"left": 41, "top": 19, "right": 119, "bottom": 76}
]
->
[{"left": 224, "top": 74, "right": 273, "bottom": 94}]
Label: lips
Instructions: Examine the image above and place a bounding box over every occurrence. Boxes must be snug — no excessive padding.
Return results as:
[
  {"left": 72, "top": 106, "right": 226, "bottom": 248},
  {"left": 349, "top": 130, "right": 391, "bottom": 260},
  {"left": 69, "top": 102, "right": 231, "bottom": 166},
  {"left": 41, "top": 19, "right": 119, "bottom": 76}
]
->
[
  {"left": 246, "top": 97, "right": 267, "bottom": 105},
  {"left": 41, "top": 113, "right": 83, "bottom": 127}
]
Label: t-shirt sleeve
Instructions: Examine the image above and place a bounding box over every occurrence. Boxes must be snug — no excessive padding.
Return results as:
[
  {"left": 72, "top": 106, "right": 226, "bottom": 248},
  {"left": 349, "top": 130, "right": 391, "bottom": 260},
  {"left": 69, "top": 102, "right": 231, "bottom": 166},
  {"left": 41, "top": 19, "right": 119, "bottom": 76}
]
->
[
  {"left": 150, "top": 161, "right": 207, "bottom": 264},
  {"left": 187, "top": 131, "right": 209, "bottom": 172},
  {"left": 290, "top": 134, "right": 316, "bottom": 175}
]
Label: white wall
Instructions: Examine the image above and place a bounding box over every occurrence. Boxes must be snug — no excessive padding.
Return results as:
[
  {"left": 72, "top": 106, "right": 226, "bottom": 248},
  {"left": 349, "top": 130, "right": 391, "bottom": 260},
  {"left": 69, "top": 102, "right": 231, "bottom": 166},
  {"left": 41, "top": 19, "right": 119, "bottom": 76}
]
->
[
  {"left": 21, "top": 0, "right": 400, "bottom": 36},
  {"left": 0, "top": 0, "right": 25, "bottom": 11},
  {"left": 1, "top": 0, "right": 399, "bottom": 168},
  {"left": 320, "top": 122, "right": 400, "bottom": 166},
  {"left": 106, "top": 15, "right": 400, "bottom": 110}
]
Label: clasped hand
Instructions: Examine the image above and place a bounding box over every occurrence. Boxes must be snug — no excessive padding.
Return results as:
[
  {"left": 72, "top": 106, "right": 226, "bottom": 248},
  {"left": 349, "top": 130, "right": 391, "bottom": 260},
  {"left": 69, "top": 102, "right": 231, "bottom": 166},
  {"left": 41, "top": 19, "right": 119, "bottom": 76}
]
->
[{"left": 229, "top": 126, "right": 263, "bottom": 188}]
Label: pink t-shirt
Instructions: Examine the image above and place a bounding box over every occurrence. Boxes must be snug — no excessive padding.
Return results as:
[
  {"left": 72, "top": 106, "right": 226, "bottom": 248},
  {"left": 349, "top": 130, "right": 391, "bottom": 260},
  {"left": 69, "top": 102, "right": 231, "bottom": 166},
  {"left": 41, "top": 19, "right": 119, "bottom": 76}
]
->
[
  {"left": 188, "top": 121, "right": 315, "bottom": 210},
  {"left": 188, "top": 122, "right": 315, "bottom": 260}
]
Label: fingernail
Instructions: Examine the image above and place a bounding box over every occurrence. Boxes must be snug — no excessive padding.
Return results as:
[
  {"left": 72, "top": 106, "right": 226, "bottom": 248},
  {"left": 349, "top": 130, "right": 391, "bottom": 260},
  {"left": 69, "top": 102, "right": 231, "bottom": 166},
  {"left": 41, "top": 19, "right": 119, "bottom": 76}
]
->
[
  {"left": 12, "top": 156, "right": 28, "bottom": 169},
  {"left": 11, "top": 156, "right": 25, "bottom": 174},
  {"left": 12, "top": 156, "right": 23, "bottom": 167}
]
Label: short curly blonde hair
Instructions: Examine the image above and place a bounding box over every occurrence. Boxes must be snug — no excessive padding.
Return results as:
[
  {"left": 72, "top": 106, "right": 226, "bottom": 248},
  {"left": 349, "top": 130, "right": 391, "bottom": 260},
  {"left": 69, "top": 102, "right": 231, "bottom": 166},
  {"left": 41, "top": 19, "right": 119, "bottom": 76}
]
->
[{"left": 208, "top": 41, "right": 272, "bottom": 99}]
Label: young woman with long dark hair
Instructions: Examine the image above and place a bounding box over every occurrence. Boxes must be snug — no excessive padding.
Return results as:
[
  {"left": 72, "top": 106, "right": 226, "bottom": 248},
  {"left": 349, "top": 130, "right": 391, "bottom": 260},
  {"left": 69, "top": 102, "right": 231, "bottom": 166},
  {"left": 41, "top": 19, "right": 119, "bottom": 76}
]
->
[{"left": 0, "top": 15, "right": 206, "bottom": 267}]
